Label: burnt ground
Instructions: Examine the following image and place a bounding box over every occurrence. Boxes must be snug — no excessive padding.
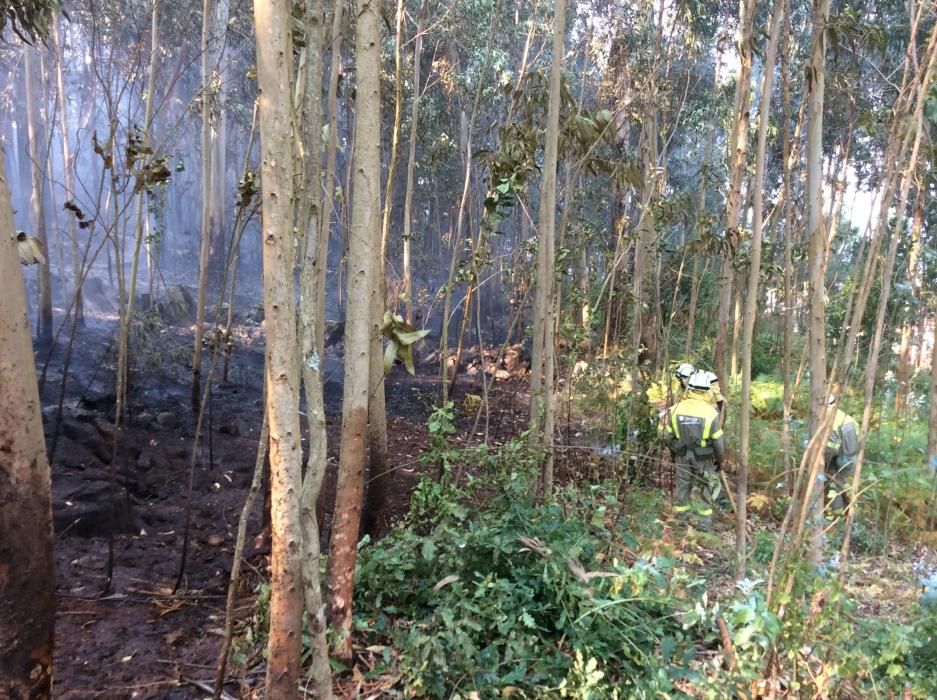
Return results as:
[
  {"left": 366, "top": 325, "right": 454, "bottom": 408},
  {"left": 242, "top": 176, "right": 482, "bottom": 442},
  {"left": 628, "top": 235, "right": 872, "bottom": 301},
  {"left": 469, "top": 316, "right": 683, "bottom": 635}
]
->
[{"left": 38, "top": 298, "right": 536, "bottom": 699}]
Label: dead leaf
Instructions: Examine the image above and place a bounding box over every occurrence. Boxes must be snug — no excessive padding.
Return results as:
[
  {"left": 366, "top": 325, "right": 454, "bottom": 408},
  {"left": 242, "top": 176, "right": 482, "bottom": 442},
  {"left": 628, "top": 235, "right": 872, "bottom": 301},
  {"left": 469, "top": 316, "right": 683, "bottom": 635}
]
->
[{"left": 431, "top": 575, "right": 460, "bottom": 593}]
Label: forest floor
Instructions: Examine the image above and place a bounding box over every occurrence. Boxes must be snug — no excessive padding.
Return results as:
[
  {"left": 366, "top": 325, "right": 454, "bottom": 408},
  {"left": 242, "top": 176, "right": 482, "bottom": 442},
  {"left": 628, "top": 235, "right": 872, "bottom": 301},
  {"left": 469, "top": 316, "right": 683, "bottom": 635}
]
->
[
  {"left": 36, "top": 300, "right": 935, "bottom": 698},
  {"left": 40, "top": 299, "right": 532, "bottom": 699}
]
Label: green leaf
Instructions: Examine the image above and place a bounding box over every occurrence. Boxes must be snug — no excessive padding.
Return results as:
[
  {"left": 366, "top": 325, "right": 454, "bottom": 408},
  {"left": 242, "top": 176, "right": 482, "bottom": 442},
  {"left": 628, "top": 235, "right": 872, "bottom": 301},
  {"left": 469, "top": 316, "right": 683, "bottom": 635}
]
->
[
  {"left": 394, "top": 328, "right": 431, "bottom": 346},
  {"left": 421, "top": 538, "right": 437, "bottom": 561},
  {"left": 397, "top": 343, "right": 416, "bottom": 375},
  {"left": 384, "top": 340, "right": 399, "bottom": 375}
]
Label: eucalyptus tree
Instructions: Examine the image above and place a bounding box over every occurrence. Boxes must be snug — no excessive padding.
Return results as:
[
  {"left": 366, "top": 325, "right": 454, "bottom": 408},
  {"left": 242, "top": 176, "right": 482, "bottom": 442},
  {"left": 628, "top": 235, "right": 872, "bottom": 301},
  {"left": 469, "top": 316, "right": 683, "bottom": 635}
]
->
[
  {"left": 0, "top": 5, "right": 60, "bottom": 694},
  {"left": 52, "top": 13, "right": 83, "bottom": 324},
  {"left": 529, "top": 0, "right": 565, "bottom": 493},
  {"left": 326, "top": 0, "right": 382, "bottom": 662},
  {"left": 737, "top": 0, "right": 784, "bottom": 576},
  {"left": 0, "top": 148, "right": 56, "bottom": 700},
  {"left": 23, "top": 40, "right": 53, "bottom": 347},
  {"left": 252, "top": 0, "right": 305, "bottom": 690},
  {"left": 296, "top": 0, "right": 332, "bottom": 692}
]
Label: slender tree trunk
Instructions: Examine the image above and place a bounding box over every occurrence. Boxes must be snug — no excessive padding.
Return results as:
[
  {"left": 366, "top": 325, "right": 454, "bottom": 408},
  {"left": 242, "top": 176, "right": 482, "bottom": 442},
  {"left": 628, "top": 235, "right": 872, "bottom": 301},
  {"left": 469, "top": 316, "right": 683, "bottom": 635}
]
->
[
  {"left": 320, "top": 0, "right": 342, "bottom": 344},
  {"left": 929, "top": 312, "right": 937, "bottom": 456},
  {"left": 531, "top": 0, "right": 565, "bottom": 494},
  {"left": 714, "top": 0, "right": 755, "bottom": 383},
  {"left": 401, "top": 0, "right": 428, "bottom": 325},
  {"left": 52, "top": 14, "right": 83, "bottom": 325},
  {"left": 109, "top": 0, "right": 162, "bottom": 582},
  {"left": 254, "top": 0, "right": 304, "bottom": 691},
  {"left": 737, "top": 0, "right": 782, "bottom": 577},
  {"left": 780, "top": 0, "right": 796, "bottom": 490},
  {"left": 0, "top": 146, "right": 55, "bottom": 700},
  {"left": 633, "top": 112, "right": 659, "bottom": 371},
  {"left": 805, "top": 0, "right": 831, "bottom": 566},
  {"left": 326, "top": 0, "right": 381, "bottom": 662},
  {"left": 438, "top": 28, "right": 494, "bottom": 403},
  {"left": 684, "top": 121, "right": 717, "bottom": 361},
  {"left": 24, "top": 44, "right": 53, "bottom": 347},
  {"left": 143, "top": 0, "right": 165, "bottom": 300},
  {"left": 296, "top": 0, "right": 332, "bottom": 692},
  {"left": 192, "top": 0, "right": 216, "bottom": 413},
  {"left": 208, "top": 0, "right": 229, "bottom": 287},
  {"left": 363, "top": 0, "right": 404, "bottom": 538},
  {"left": 895, "top": 187, "right": 924, "bottom": 415}
]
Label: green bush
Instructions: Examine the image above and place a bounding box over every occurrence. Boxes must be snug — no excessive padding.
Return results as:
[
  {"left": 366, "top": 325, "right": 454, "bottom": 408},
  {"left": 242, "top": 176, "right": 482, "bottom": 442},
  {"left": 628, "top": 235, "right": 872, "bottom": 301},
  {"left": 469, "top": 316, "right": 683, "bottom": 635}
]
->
[
  {"left": 354, "top": 446, "right": 701, "bottom": 698},
  {"left": 857, "top": 604, "right": 937, "bottom": 697}
]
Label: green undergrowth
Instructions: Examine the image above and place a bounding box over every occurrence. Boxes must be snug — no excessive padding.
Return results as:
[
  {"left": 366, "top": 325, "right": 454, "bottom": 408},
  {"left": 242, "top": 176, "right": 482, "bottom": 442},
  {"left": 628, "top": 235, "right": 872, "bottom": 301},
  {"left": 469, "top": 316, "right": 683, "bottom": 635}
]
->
[
  {"left": 732, "top": 372, "right": 937, "bottom": 543},
  {"left": 345, "top": 435, "right": 937, "bottom": 698},
  {"left": 241, "top": 403, "right": 937, "bottom": 698},
  {"left": 355, "top": 448, "right": 713, "bottom": 698}
]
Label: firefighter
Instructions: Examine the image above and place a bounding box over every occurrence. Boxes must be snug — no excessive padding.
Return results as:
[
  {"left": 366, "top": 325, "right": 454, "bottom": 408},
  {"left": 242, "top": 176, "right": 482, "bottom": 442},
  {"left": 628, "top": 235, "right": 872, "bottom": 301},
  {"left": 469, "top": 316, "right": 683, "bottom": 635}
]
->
[
  {"left": 664, "top": 371, "right": 726, "bottom": 529},
  {"left": 823, "top": 395, "right": 858, "bottom": 511}
]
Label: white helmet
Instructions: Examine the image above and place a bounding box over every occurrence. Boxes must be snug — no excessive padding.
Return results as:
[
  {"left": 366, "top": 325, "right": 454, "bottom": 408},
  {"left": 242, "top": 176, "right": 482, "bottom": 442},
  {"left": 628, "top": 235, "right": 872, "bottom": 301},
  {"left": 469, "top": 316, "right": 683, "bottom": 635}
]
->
[
  {"left": 704, "top": 371, "right": 719, "bottom": 384},
  {"left": 827, "top": 394, "right": 837, "bottom": 405},
  {"left": 687, "top": 371, "right": 712, "bottom": 391},
  {"left": 675, "top": 362, "right": 695, "bottom": 380}
]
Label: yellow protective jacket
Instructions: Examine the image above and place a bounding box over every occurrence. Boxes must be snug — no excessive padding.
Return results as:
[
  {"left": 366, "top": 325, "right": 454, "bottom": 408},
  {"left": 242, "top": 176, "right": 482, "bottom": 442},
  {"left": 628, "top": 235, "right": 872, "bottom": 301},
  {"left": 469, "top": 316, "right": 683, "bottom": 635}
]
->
[
  {"left": 664, "top": 392, "right": 726, "bottom": 461},
  {"left": 825, "top": 409, "right": 858, "bottom": 461}
]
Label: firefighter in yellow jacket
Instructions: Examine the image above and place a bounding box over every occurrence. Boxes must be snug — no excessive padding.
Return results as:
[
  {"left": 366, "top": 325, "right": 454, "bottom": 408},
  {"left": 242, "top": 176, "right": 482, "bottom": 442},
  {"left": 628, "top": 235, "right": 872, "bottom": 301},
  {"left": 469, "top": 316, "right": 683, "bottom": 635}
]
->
[
  {"left": 823, "top": 395, "right": 859, "bottom": 511},
  {"left": 664, "top": 371, "right": 726, "bottom": 528}
]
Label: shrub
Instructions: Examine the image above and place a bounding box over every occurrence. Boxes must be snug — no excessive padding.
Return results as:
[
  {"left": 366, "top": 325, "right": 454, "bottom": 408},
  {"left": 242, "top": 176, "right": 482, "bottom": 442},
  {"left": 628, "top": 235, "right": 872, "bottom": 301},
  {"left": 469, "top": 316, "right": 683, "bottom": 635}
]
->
[{"left": 354, "top": 446, "right": 699, "bottom": 697}]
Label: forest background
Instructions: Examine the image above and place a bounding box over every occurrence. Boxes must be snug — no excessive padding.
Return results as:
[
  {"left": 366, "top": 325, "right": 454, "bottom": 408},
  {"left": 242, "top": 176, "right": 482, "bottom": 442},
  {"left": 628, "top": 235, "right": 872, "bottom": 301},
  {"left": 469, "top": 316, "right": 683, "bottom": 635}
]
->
[{"left": 2, "top": 0, "right": 937, "bottom": 696}]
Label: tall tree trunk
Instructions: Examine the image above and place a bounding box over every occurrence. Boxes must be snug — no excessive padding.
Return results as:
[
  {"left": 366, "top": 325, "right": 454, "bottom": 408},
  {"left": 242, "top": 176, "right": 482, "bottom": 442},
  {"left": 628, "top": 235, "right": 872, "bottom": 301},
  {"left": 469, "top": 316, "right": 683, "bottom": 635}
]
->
[
  {"left": 254, "top": 0, "right": 304, "bottom": 691},
  {"left": 805, "top": 0, "right": 831, "bottom": 566},
  {"left": 530, "top": 0, "right": 565, "bottom": 494},
  {"left": 684, "top": 117, "right": 717, "bottom": 361},
  {"left": 0, "top": 146, "right": 55, "bottom": 700},
  {"left": 297, "top": 0, "right": 332, "bottom": 692},
  {"left": 895, "top": 187, "right": 924, "bottom": 415},
  {"left": 192, "top": 0, "right": 216, "bottom": 413},
  {"left": 737, "top": 0, "right": 782, "bottom": 577},
  {"left": 780, "top": 0, "right": 796, "bottom": 491},
  {"left": 713, "top": 0, "right": 755, "bottom": 383},
  {"left": 320, "top": 0, "right": 342, "bottom": 345},
  {"left": 401, "top": 0, "right": 428, "bottom": 325},
  {"left": 209, "top": 0, "right": 230, "bottom": 285},
  {"left": 363, "top": 0, "right": 404, "bottom": 539},
  {"left": 929, "top": 310, "right": 937, "bottom": 456},
  {"left": 24, "top": 43, "right": 53, "bottom": 347},
  {"left": 633, "top": 110, "right": 659, "bottom": 371},
  {"left": 326, "top": 0, "right": 381, "bottom": 662},
  {"left": 52, "top": 14, "right": 83, "bottom": 325},
  {"left": 438, "top": 29, "right": 493, "bottom": 404},
  {"left": 109, "top": 0, "right": 162, "bottom": 587}
]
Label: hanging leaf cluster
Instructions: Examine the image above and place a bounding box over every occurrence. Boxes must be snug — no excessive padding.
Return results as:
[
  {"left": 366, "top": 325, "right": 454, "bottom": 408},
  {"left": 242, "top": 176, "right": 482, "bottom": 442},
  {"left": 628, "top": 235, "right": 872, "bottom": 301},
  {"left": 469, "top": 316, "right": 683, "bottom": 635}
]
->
[
  {"left": 127, "top": 127, "right": 172, "bottom": 194},
  {"left": 0, "top": 0, "right": 63, "bottom": 44},
  {"left": 92, "top": 132, "right": 113, "bottom": 170},
  {"left": 64, "top": 200, "right": 93, "bottom": 229},
  {"left": 380, "top": 311, "right": 430, "bottom": 375}
]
